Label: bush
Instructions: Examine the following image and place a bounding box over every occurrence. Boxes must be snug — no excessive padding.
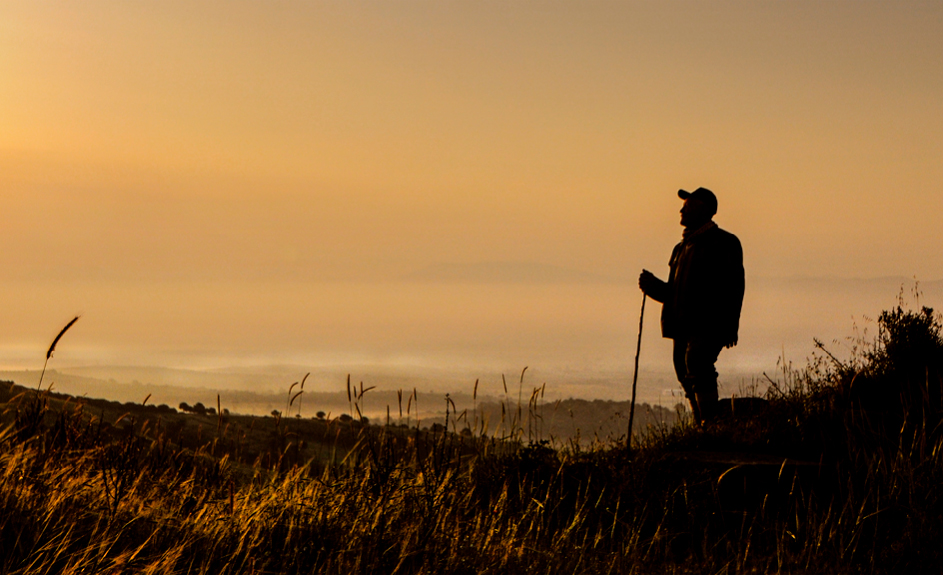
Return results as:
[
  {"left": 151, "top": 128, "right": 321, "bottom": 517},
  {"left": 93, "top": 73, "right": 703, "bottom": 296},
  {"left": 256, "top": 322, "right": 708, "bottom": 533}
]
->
[{"left": 842, "top": 305, "right": 943, "bottom": 423}]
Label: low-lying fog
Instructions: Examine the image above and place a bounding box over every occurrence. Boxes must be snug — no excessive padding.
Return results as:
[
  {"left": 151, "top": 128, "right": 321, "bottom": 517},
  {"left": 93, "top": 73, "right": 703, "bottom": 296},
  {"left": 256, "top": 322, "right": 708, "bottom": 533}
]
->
[{"left": 1, "top": 274, "right": 939, "bottom": 416}]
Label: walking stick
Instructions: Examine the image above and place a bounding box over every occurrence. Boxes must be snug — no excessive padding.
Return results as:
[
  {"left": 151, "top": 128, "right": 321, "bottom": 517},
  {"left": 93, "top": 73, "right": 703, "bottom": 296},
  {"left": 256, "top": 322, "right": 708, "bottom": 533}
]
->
[{"left": 627, "top": 294, "right": 646, "bottom": 448}]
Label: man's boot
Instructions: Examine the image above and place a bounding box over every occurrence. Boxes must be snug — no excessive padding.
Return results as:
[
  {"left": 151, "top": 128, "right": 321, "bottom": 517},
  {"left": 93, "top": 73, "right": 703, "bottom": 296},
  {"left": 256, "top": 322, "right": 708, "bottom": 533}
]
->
[{"left": 694, "top": 388, "right": 718, "bottom": 425}]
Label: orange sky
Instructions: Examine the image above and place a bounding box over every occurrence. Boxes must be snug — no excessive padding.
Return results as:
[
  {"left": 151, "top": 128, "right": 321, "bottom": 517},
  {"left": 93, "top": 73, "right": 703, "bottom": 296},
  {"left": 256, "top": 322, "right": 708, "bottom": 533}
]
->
[{"left": 1, "top": 2, "right": 942, "bottom": 379}]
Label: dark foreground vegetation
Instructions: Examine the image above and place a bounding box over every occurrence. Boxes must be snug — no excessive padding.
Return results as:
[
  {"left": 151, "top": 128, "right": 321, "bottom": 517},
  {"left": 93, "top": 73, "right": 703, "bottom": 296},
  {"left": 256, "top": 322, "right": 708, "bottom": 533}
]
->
[{"left": 2, "top": 304, "right": 943, "bottom": 574}]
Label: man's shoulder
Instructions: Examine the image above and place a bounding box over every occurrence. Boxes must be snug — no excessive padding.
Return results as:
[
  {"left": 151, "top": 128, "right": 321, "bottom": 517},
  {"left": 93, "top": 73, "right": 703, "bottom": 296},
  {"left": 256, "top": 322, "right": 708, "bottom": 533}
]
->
[
  {"left": 705, "top": 225, "right": 741, "bottom": 245},
  {"left": 700, "top": 226, "right": 742, "bottom": 258}
]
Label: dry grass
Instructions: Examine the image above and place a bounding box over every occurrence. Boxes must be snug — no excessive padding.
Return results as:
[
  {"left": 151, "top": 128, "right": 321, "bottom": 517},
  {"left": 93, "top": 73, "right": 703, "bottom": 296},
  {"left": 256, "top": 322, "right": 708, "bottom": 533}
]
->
[{"left": 1, "top": 304, "right": 942, "bottom": 573}]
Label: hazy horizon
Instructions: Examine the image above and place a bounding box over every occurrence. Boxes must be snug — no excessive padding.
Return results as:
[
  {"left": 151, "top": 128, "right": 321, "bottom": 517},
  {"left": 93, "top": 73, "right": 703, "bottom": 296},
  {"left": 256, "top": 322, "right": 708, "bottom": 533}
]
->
[{"left": 2, "top": 275, "right": 939, "bottom": 411}]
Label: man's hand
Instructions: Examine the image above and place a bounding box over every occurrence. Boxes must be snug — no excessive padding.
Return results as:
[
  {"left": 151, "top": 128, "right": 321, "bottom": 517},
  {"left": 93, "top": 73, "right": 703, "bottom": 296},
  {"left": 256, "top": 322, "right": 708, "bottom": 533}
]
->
[{"left": 638, "top": 269, "right": 663, "bottom": 296}]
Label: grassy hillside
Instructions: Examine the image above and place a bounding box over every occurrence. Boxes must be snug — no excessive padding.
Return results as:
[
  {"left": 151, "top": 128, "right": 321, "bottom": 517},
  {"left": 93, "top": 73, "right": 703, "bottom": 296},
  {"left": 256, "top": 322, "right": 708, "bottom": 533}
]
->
[{"left": 1, "top": 303, "right": 942, "bottom": 573}]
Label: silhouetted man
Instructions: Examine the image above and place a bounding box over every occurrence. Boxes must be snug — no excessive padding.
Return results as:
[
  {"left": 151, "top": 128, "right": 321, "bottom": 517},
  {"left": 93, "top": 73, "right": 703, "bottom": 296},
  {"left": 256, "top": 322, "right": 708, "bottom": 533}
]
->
[{"left": 639, "top": 188, "right": 744, "bottom": 425}]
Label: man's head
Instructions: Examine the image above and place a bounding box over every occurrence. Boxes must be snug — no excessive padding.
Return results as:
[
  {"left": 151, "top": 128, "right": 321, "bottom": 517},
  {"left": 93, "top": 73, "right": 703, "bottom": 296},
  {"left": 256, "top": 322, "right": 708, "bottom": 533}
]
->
[{"left": 678, "top": 187, "right": 717, "bottom": 228}]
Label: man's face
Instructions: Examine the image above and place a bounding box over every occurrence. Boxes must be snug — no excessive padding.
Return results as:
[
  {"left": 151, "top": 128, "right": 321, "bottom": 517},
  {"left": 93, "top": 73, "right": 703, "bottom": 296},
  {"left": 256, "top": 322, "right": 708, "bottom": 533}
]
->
[{"left": 680, "top": 198, "right": 712, "bottom": 228}]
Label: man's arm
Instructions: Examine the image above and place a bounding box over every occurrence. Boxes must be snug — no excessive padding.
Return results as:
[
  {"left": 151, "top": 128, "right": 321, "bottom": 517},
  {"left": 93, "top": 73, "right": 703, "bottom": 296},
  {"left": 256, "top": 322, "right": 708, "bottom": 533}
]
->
[
  {"left": 639, "top": 269, "right": 669, "bottom": 303},
  {"left": 718, "top": 234, "right": 744, "bottom": 347},
  {"left": 728, "top": 236, "right": 745, "bottom": 346}
]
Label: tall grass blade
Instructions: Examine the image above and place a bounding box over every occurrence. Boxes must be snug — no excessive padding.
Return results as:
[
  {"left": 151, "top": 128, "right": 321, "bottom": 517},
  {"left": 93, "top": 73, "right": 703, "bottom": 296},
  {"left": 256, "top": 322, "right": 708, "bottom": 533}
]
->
[{"left": 37, "top": 315, "right": 80, "bottom": 390}]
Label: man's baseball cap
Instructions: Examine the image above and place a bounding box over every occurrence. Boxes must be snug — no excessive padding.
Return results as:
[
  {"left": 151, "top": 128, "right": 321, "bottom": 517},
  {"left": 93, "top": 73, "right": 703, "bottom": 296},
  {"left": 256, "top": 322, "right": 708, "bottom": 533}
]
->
[{"left": 678, "top": 187, "right": 717, "bottom": 215}]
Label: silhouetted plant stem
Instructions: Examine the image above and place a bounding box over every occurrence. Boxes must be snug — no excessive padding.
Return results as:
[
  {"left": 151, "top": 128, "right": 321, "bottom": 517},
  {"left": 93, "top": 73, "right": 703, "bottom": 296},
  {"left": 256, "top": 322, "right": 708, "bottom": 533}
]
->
[{"left": 37, "top": 315, "right": 80, "bottom": 391}]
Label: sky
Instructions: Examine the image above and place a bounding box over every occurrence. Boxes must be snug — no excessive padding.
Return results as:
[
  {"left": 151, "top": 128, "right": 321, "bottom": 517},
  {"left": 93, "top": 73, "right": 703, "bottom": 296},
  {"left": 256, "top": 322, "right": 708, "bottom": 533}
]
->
[{"left": 1, "top": 2, "right": 942, "bottom": 393}]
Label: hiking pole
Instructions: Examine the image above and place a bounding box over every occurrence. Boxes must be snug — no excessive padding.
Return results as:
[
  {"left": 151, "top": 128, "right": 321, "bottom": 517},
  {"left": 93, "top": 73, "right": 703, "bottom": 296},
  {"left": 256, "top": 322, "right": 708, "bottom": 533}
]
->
[{"left": 627, "top": 294, "right": 646, "bottom": 448}]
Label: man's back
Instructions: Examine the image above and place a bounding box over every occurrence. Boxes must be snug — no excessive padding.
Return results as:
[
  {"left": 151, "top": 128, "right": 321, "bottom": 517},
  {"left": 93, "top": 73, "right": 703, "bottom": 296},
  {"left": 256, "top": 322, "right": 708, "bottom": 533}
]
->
[{"left": 662, "top": 224, "right": 744, "bottom": 347}]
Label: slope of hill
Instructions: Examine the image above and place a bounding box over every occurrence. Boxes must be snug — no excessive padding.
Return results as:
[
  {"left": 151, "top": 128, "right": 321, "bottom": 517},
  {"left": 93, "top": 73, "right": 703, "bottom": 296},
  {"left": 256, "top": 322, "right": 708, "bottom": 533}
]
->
[{"left": 1, "top": 303, "right": 942, "bottom": 573}]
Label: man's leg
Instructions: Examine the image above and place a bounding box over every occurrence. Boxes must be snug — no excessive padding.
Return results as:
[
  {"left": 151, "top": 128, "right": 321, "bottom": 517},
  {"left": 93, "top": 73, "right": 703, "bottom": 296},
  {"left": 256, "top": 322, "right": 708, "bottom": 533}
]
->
[
  {"left": 672, "top": 339, "right": 701, "bottom": 423},
  {"left": 683, "top": 340, "right": 723, "bottom": 424}
]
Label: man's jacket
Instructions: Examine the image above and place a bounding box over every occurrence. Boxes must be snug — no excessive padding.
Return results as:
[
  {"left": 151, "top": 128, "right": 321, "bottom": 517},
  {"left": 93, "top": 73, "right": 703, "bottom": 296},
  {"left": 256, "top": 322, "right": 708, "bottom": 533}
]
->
[{"left": 647, "top": 222, "right": 744, "bottom": 347}]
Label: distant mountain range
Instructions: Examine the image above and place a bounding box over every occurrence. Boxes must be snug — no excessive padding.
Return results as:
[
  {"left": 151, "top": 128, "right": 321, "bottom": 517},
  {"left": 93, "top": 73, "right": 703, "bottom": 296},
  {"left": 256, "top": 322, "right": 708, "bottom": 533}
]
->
[{"left": 403, "top": 262, "right": 621, "bottom": 284}]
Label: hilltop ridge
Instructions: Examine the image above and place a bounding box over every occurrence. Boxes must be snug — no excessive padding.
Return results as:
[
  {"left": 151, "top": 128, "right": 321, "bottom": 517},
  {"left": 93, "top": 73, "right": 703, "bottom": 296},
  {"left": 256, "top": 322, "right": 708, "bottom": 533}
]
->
[{"left": 1, "top": 303, "right": 942, "bottom": 573}]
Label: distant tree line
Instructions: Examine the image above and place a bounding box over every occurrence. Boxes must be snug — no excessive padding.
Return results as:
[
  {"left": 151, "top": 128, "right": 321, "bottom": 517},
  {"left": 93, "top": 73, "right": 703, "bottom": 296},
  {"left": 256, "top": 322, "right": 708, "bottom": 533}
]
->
[{"left": 178, "top": 401, "right": 228, "bottom": 417}]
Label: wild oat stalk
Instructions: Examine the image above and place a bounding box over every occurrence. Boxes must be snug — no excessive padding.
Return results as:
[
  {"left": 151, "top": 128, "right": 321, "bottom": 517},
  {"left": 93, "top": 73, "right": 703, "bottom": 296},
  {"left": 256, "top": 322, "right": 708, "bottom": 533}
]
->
[
  {"left": 298, "top": 372, "right": 309, "bottom": 418},
  {"left": 37, "top": 315, "right": 80, "bottom": 391},
  {"left": 290, "top": 390, "right": 304, "bottom": 410},
  {"left": 287, "top": 380, "right": 300, "bottom": 418}
]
